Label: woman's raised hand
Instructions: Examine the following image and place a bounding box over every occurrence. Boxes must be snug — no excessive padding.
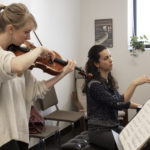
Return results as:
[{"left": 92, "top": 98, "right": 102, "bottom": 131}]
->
[{"left": 133, "top": 75, "right": 150, "bottom": 86}]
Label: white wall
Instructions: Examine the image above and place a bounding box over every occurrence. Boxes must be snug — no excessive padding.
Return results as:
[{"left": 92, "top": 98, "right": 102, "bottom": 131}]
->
[
  {"left": 80, "top": 0, "right": 150, "bottom": 120},
  {"left": 29, "top": 0, "right": 81, "bottom": 111}
]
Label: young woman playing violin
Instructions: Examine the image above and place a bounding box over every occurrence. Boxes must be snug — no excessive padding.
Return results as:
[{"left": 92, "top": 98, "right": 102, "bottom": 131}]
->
[{"left": 0, "top": 3, "right": 76, "bottom": 150}]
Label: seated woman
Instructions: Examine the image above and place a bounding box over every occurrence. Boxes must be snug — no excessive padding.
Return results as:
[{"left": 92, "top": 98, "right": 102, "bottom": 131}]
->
[{"left": 83, "top": 45, "right": 150, "bottom": 150}]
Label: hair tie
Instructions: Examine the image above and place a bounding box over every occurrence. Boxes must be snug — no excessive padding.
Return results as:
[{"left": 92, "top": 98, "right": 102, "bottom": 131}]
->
[{"left": 0, "top": 4, "right": 6, "bottom": 12}]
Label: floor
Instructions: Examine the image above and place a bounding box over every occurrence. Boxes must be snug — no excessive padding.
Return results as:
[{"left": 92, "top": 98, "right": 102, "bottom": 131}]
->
[{"left": 29, "top": 121, "right": 84, "bottom": 150}]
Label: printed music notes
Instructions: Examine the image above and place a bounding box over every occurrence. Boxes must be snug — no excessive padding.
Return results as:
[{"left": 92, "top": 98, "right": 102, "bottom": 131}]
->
[{"left": 119, "top": 99, "right": 150, "bottom": 150}]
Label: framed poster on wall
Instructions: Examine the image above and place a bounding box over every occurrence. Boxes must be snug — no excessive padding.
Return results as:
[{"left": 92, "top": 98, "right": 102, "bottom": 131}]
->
[{"left": 95, "top": 19, "right": 113, "bottom": 48}]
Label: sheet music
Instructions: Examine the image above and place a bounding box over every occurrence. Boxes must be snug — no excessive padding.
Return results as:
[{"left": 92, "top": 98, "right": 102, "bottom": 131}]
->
[
  {"left": 119, "top": 99, "right": 150, "bottom": 150},
  {"left": 112, "top": 130, "right": 123, "bottom": 150}
]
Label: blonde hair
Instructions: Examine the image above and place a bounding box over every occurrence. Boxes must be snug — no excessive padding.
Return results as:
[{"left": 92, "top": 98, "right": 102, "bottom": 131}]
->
[{"left": 0, "top": 3, "right": 37, "bottom": 32}]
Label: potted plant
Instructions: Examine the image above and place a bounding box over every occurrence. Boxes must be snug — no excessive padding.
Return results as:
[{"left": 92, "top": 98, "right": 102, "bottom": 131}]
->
[{"left": 130, "top": 35, "right": 149, "bottom": 56}]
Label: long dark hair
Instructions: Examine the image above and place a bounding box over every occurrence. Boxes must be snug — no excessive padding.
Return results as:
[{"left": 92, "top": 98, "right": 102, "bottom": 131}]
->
[{"left": 83, "top": 45, "right": 118, "bottom": 93}]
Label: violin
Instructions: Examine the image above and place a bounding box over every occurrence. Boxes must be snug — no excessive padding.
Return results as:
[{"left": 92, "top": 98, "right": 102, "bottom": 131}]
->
[{"left": 7, "top": 41, "right": 88, "bottom": 78}]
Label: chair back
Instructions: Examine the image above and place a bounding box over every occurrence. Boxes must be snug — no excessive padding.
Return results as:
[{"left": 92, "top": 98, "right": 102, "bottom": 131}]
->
[
  {"left": 38, "top": 86, "right": 58, "bottom": 110},
  {"left": 76, "top": 78, "right": 87, "bottom": 113}
]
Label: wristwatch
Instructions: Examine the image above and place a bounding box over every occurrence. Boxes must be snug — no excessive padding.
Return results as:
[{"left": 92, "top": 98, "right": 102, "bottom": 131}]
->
[{"left": 136, "top": 105, "right": 142, "bottom": 112}]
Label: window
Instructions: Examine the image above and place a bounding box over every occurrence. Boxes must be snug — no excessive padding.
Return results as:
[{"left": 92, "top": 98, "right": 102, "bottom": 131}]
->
[
  {"left": 129, "top": 0, "right": 150, "bottom": 47},
  {"left": 136, "top": 0, "right": 150, "bottom": 39}
]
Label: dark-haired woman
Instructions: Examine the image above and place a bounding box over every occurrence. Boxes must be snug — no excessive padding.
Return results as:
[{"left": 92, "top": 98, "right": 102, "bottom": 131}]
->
[
  {"left": 0, "top": 3, "right": 76, "bottom": 150},
  {"left": 83, "top": 45, "right": 150, "bottom": 150}
]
